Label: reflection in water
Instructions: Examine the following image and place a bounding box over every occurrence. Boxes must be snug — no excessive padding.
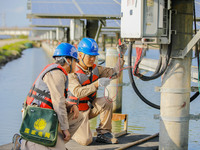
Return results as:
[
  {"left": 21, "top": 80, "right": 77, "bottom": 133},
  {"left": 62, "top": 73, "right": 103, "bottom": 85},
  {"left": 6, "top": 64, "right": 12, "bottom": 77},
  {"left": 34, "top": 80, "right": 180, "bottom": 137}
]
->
[
  {"left": 90, "top": 117, "right": 125, "bottom": 133},
  {"left": 112, "top": 120, "right": 124, "bottom": 133}
]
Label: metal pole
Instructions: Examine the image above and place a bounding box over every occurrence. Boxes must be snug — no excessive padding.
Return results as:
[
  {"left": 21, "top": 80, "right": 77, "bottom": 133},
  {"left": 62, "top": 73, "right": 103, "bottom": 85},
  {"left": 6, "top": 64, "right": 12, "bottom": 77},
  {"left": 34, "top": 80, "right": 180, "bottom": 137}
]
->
[
  {"left": 105, "top": 48, "right": 123, "bottom": 112},
  {"left": 102, "top": 34, "right": 106, "bottom": 51},
  {"left": 56, "top": 28, "right": 60, "bottom": 41},
  {"left": 94, "top": 20, "right": 103, "bottom": 44},
  {"left": 159, "top": 1, "right": 193, "bottom": 149}
]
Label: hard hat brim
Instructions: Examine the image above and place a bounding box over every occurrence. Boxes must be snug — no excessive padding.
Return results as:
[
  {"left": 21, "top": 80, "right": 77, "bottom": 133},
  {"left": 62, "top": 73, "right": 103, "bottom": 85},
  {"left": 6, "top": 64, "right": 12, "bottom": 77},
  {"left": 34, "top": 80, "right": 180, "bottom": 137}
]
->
[{"left": 87, "top": 52, "right": 99, "bottom": 56}]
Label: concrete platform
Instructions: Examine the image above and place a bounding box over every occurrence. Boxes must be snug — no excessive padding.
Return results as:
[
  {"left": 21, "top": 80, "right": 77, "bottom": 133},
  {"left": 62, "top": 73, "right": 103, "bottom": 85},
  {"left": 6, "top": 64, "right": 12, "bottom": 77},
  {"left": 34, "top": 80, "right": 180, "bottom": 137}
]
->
[{"left": 0, "top": 133, "right": 158, "bottom": 150}]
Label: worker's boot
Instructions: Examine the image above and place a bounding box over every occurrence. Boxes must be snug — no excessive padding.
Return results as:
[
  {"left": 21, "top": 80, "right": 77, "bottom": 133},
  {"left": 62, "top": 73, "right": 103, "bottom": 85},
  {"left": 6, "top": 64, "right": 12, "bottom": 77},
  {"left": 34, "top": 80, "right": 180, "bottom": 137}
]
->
[
  {"left": 11, "top": 133, "right": 21, "bottom": 150},
  {"left": 96, "top": 132, "right": 118, "bottom": 144}
]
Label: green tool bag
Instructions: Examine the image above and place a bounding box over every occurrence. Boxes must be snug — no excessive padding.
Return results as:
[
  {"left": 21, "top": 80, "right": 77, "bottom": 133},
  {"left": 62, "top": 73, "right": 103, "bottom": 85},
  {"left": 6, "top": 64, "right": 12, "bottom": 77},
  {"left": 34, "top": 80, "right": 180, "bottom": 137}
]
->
[{"left": 20, "top": 105, "right": 58, "bottom": 147}]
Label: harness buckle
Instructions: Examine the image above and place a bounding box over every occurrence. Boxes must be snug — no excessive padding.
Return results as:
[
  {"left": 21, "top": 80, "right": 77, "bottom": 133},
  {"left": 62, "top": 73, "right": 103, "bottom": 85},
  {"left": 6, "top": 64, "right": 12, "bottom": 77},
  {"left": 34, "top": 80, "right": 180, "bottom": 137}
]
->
[{"left": 88, "top": 100, "right": 94, "bottom": 109}]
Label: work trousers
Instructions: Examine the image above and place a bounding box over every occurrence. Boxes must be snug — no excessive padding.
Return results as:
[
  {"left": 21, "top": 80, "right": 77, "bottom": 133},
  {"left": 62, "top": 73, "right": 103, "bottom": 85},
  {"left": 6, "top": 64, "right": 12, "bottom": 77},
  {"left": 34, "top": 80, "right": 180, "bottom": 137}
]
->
[
  {"left": 72, "top": 97, "right": 113, "bottom": 146},
  {"left": 21, "top": 112, "right": 83, "bottom": 150}
]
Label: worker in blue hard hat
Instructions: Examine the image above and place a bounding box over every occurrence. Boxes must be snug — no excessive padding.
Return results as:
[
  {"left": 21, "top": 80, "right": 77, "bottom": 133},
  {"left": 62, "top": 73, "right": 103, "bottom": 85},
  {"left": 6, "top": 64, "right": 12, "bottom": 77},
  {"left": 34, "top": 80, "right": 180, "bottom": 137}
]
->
[
  {"left": 14, "top": 43, "right": 83, "bottom": 150},
  {"left": 67, "top": 37, "right": 126, "bottom": 145},
  {"left": 53, "top": 42, "right": 79, "bottom": 73}
]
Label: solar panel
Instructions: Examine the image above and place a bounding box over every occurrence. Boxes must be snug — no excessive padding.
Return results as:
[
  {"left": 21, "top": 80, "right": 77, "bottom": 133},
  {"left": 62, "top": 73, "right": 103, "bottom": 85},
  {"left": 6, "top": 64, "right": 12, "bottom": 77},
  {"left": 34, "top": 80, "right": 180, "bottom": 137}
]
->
[
  {"left": 32, "top": 0, "right": 72, "bottom": 2},
  {"left": 32, "top": 3, "right": 80, "bottom": 15},
  {"left": 30, "top": 0, "right": 121, "bottom": 19},
  {"left": 105, "top": 20, "right": 120, "bottom": 28},
  {"left": 31, "top": 19, "right": 71, "bottom": 27},
  {"left": 78, "top": 3, "right": 120, "bottom": 16},
  {"left": 29, "top": 0, "right": 200, "bottom": 30},
  {"left": 76, "top": 0, "right": 119, "bottom": 3}
]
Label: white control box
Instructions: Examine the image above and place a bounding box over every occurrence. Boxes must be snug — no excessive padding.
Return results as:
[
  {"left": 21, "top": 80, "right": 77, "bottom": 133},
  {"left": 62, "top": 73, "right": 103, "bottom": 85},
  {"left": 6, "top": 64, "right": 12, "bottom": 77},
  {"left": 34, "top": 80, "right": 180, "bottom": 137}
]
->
[{"left": 121, "top": 0, "right": 169, "bottom": 44}]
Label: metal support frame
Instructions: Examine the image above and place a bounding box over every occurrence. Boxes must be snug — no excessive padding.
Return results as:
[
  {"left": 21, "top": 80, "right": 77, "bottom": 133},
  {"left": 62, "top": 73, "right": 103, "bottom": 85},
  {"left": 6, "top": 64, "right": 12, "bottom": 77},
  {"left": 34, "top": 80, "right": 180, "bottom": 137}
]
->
[
  {"left": 175, "top": 29, "right": 200, "bottom": 58},
  {"left": 94, "top": 20, "right": 105, "bottom": 42}
]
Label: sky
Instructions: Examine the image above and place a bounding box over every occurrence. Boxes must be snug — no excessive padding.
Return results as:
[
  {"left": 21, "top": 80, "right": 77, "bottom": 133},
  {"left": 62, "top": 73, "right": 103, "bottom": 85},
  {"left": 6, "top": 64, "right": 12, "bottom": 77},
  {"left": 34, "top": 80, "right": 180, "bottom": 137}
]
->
[{"left": 0, "top": 0, "right": 30, "bottom": 27}]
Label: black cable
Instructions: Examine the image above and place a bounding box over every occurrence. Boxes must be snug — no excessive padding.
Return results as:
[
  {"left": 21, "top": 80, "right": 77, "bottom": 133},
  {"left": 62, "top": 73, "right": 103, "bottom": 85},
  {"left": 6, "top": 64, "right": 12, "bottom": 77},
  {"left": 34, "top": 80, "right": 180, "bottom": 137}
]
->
[
  {"left": 128, "top": 42, "right": 160, "bottom": 109},
  {"left": 190, "top": 91, "right": 199, "bottom": 102},
  {"left": 128, "top": 41, "right": 199, "bottom": 109},
  {"left": 134, "top": 44, "right": 171, "bottom": 81},
  {"left": 98, "top": 60, "right": 105, "bottom": 65}
]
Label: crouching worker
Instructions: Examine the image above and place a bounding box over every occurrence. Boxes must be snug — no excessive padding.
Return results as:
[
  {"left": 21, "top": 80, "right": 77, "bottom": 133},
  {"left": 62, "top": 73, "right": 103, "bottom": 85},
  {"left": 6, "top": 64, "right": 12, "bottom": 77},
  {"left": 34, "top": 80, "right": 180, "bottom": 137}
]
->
[
  {"left": 20, "top": 43, "right": 83, "bottom": 150},
  {"left": 67, "top": 38, "right": 125, "bottom": 146}
]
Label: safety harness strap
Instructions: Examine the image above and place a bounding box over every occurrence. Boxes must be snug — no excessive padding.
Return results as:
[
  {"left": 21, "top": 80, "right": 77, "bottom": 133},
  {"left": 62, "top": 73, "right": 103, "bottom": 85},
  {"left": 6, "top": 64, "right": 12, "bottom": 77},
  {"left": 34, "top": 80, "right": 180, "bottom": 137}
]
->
[
  {"left": 27, "top": 85, "right": 53, "bottom": 109},
  {"left": 86, "top": 67, "right": 95, "bottom": 108},
  {"left": 31, "top": 94, "right": 53, "bottom": 109},
  {"left": 68, "top": 99, "right": 88, "bottom": 104},
  {"left": 33, "top": 87, "right": 51, "bottom": 99}
]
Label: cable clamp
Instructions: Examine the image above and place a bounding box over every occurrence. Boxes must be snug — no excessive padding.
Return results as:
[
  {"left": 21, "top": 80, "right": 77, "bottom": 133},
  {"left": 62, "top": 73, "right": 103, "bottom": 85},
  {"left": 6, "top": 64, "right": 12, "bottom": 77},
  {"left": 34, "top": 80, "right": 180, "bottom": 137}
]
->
[
  {"left": 155, "top": 87, "right": 190, "bottom": 93},
  {"left": 154, "top": 114, "right": 200, "bottom": 121}
]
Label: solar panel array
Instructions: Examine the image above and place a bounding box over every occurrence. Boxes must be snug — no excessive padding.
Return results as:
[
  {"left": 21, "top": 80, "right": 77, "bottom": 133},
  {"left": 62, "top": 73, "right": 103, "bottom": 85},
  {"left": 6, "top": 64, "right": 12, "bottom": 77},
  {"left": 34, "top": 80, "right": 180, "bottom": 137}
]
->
[
  {"left": 29, "top": 0, "right": 200, "bottom": 31},
  {"left": 31, "top": 0, "right": 121, "bottom": 18}
]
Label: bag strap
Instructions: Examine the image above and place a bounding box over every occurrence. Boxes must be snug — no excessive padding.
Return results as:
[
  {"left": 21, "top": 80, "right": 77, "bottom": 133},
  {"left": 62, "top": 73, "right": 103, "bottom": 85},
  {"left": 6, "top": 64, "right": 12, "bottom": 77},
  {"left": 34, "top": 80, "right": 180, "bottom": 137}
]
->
[
  {"left": 23, "top": 85, "right": 35, "bottom": 109},
  {"left": 31, "top": 94, "right": 53, "bottom": 109}
]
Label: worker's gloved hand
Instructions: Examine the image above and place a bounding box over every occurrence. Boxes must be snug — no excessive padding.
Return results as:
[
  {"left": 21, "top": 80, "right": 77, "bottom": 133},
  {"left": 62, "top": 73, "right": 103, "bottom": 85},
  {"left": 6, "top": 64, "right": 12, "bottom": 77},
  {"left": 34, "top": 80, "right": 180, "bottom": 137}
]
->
[
  {"left": 98, "top": 78, "right": 111, "bottom": 87},
  {"left": 117, "top": 43, "right": 127, "bottom": 57}
]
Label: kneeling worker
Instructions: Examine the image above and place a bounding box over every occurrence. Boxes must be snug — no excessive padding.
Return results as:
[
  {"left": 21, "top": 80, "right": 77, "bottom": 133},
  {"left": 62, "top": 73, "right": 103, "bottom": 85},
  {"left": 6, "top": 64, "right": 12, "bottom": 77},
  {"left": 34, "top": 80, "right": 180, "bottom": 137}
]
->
[
  {"left": 20, "top": 43, "right": 83, "bottom": 150},
  {"left": 67, "top": 38, "right": 126, "bottom": 145}
]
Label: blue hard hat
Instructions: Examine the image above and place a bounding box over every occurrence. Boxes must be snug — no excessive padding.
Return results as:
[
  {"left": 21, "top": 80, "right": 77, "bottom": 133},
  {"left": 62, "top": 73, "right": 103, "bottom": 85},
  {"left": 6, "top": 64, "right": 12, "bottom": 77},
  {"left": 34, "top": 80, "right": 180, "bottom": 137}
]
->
[
  {"left": 53, "top": 43, "right": 78, "bottom": 60},
  {"left": 78, "top": 38, "right": 99, "bottom": 56}
]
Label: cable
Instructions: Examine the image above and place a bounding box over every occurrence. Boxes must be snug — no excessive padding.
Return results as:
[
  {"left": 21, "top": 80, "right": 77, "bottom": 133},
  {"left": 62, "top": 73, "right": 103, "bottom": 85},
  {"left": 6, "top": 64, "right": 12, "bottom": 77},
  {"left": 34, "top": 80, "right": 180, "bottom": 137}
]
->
[
  {"left": 128, "top": 41, "right": 199, "bottom": 109},
  {"left": 98, "top": 60, "right": 105, "bottom": 65},
  {"left": 128, "top": 42, "right": 160, "bottom": 109},
  {"left": 134, "top": 44, "right": 171, "bottom": 81}
]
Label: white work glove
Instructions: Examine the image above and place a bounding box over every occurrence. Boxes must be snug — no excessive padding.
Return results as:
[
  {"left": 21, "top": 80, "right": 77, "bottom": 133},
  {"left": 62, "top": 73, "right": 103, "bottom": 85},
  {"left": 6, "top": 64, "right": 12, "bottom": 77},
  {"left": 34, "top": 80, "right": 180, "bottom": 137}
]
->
[
  {"left": 98, "top": 78, "right": 111, "bottom": 87},
  {"left": 117, "top": 43, "right": 127, "bottom": 57}
]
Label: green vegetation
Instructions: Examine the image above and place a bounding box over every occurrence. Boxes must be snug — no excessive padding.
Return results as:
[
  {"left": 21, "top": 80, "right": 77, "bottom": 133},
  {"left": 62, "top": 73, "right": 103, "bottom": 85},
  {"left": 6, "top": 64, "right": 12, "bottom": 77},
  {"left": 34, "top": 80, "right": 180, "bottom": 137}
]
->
[
  {"left": 0, "top": 40, "right": 34, "bottom": 66},
  {"left": 17, "top": 35, "right": 29, "bottom": 39}
]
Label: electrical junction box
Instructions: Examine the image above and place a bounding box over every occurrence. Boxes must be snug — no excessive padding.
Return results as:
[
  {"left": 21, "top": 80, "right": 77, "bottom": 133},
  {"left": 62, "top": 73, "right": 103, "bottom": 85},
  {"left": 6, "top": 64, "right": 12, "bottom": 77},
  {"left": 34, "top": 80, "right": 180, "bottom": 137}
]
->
[
  {"left": 70, "top": 19, "right": 84, "bottom": 41},
  {"left": 121, "top": 0, "right": 170, "bottom": 44}
]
